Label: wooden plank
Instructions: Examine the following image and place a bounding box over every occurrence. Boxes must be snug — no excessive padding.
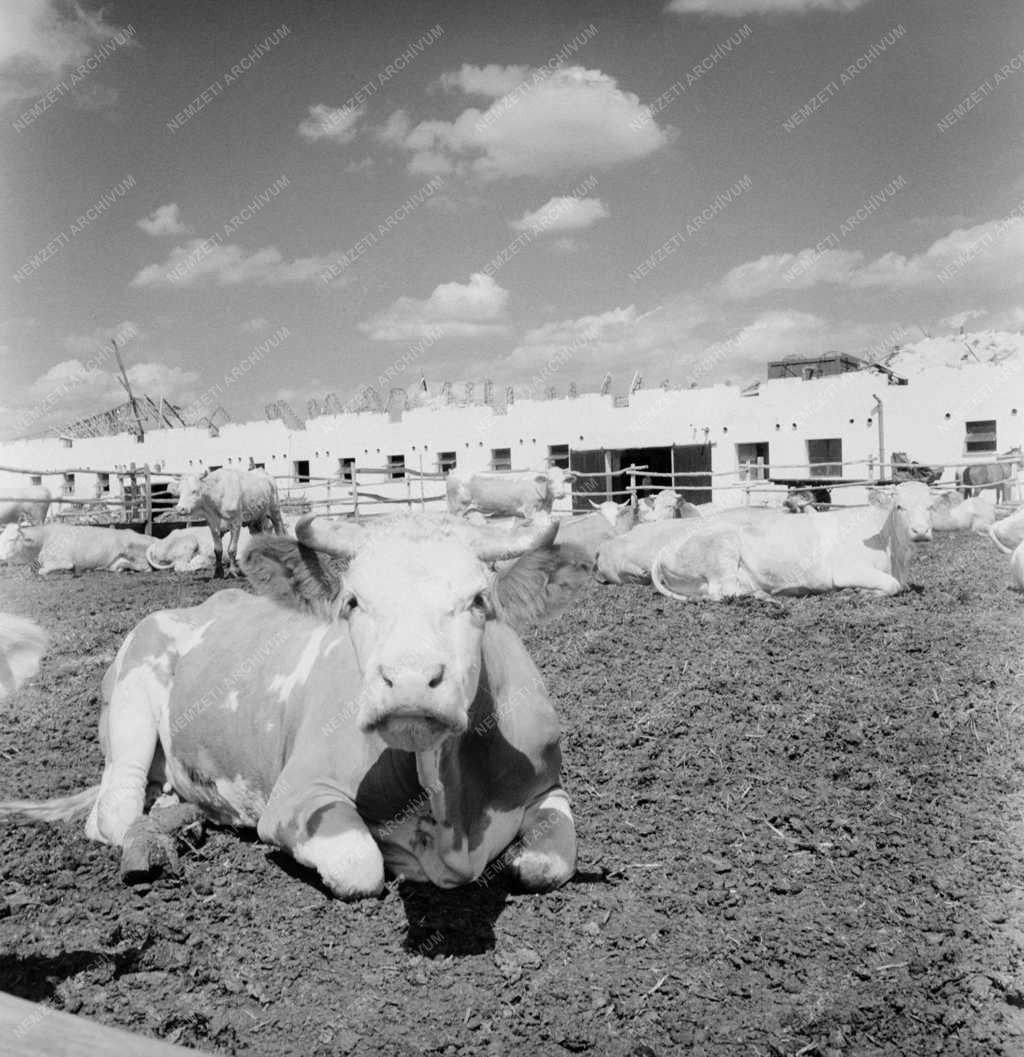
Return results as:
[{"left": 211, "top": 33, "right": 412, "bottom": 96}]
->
[{"left": 1, "top": 991, "right": 211, "bottom": 1056}]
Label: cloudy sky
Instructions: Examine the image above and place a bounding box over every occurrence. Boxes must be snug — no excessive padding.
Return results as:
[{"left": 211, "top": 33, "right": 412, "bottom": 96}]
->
[{"left": 1, "top": 0, "right": 1022, "bottom": 437}]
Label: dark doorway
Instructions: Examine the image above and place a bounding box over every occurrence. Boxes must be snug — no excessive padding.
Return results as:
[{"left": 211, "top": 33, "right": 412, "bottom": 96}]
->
[{"left": 672, "top": 444, "right": 712, "bottom": 505}]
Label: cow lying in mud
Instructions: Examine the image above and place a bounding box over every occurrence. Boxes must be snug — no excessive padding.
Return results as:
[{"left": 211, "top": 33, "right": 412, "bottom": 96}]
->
[{"left": 0, "top": 514, "right": 588, "bottom": 900}]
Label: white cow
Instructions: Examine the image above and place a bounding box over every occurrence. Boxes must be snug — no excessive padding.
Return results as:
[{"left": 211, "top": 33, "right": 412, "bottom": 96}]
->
[
  {"left": 146, "top": 526, "right": 255, "bottom": 572},
  {"left": 7, "top": 523, "right": 152, "bottom": 576},
  {"left": 1011, "top": 540, "right": 1024, "bottom": 591},
  {"left": 931, "top": 492, "right": 995, "bottom": 533},
  {"left": 0, "top": 614, "right": 47, "bottom": 701},
  {"left": 446, "top": 467, "right": 576, "bottom": 519},
  {"left": 169, "top": 468, "right": 284, "bottom": 577},
  {"left": 988, "top": 505, "right": 1024, "bottom": 554},
  {"left": 0, "top": 485, "right": 51, "bottom": 526},
  {"left": 638, "top": 489, "right": 682, "bottom": 523},
  {"left": 595, "top": 507, "right": 785, "bottom": 585},
  {"left": 650, "top": 482, "right": 934, "bottom": 602}
]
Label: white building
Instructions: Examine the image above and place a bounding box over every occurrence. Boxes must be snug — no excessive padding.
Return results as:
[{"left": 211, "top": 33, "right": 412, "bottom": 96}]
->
[{"left": 1, "top": 335, "right": 1020, "bottom": 521}]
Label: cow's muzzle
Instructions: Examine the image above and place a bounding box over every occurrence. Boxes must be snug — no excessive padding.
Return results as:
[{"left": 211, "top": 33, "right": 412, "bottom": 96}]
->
[{"left": 361, "top": 664, "right": 468, "bottom": 751}]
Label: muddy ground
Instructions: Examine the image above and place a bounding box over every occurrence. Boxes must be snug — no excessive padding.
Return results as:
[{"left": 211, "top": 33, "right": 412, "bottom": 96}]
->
[{"left": 0, "top": 530, "right": 1022, "bottom": 1057}]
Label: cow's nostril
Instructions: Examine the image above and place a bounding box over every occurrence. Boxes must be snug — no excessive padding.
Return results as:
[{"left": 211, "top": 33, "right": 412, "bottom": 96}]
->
[
  {"left": 380, "top": 667, "right": 394, "bottom": 689},
  {"left": 428, "top": 666, "right": 445, "bottom": 689}
]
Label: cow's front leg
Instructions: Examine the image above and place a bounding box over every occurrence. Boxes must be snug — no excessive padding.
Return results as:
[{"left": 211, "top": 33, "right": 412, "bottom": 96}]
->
[
  {"left": 224, "top": 523, "right": 243, "bottom": 577},
  {"left": 833, "top": 566, "right": 902, "bottom": 596},
  {"left": 258, "top": 792, "right": 384, "bottom": 900},
  {"left": 506, "top": 786, "right": 577, "bottom": 892},
  {"left": 209, "top": 524, "right": 225, "bottom": 579}
]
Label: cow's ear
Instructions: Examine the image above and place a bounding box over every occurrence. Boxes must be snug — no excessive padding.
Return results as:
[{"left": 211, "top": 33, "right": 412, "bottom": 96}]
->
[
  {"left": 166, "top": 480, "right": 181, "bottom": 497},
  {"left": 242, "top": 536, "right": 345, "bottom": 621},
  {"left": 494, "top": 542, "right": 594, "bottom": 633}
]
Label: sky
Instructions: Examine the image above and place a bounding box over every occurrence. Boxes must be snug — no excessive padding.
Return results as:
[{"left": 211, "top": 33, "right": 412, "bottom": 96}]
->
[{"left": 1, "top": 0, "right": 1022, "bottom": 439}]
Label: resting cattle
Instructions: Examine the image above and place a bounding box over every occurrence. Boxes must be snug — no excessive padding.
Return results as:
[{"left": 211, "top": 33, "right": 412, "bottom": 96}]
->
[
  {"left": 554, "top": 502, "right": 633, "bottom": 564},
  {"left": 961, "top": 448, "right": 1022, "bottom": 501},
  {"left": 988, "top": 505, "right": 1024, "bottom": 554},
  {"left": 650, "top": 482, "right": 934, "bottom": 602},
  {"left": 170, "top": 468, "right": 284, "bottom": 577},
  {"left": 0, "top": 514, "right": 583, "bottom": 900},
  {"left": 595, "top": 507, "right": 783, "bottom": 585},
  {"left": 638, "top": 489, "right": 682, "bottom": 522},
  {"left": 931, "top": 492, "right": 995, "bottom": 533},
  {"left": 446, "top": 467, "right": 576, "bottom": 519},
  {"left": 5, "top": 523, "right": 151, "bottom": 576},
  {"left": 0, "top": 485, "right": 51, "bottom": 526},
  {"left": 0, "top": 614, "right": 47, "bottom": 701},
  {"left": 146, "top": 526, "right": 254, "bottom": 572}
]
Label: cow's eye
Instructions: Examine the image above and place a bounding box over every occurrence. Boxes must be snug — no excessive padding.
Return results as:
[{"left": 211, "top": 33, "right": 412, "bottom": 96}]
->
[
  {"left": 342, "top": 593, "right": 359, "bottom": 616},
  {"left": 470, "top": 592, "right": 488, "bottom": 614}
]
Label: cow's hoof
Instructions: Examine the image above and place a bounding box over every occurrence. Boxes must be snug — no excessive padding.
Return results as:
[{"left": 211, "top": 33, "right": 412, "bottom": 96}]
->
[
  {"left": 508, "top": 849, "right": 575, "bottom": 892},
  {"left": 120, "top": 817, "right": 181, "bottom": 883}
]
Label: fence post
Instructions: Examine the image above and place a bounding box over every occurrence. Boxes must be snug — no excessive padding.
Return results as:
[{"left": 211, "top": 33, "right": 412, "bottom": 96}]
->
[
  {"left": 419, "top": 454, "right": 426, "bottom": 510},
  {"left": 352, "top": 467, "right": 360, "bottom": 519},
  {"left": 143, "top": 464, "right": 153, "bottom": 536}
]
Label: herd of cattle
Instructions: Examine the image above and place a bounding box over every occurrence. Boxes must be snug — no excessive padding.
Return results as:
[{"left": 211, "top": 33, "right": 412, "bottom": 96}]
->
[{"left": 0, "top": 462, "right": 1021, "bottom": 901}]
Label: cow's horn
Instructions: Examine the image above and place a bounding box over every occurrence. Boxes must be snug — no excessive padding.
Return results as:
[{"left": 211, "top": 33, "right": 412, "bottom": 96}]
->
[
  {"left": 588, "top": 499, "right": 601, "bottom": 509},
  {"left": 296, "top": 514, "right": 367, "bottom": 558},
  {"left": 471, "top": 515, "right": 558, "bottom": 563},
  {"left": 146, "top": 542, "right": 175, "bottom": 570}
]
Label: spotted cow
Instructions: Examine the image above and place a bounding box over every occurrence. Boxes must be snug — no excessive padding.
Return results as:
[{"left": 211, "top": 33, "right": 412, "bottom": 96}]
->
[{"left": 0, "top": 514, "right": 586, "bottom": 899}]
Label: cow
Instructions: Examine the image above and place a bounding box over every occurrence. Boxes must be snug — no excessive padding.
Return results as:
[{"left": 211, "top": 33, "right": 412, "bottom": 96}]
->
[
  {"left": 0, "top": 513, "right": 585, "bottom": 900},
  {"left": 931, "top": 492, "right": 996, "bottom": 533},
  {"left": 783, "top": 489, "right": 817, "bottom": 513},
  {"left": 960, "top": 447, "right": 1023, "bottom": 502},
  {"left": 4, "top": 523, "right": 152, "bottom": 576},
  {"left": 446, "top": 466, "right": 576, "bottom": 519},
  {"left": 1011, "top": 540, "right": 1024, "bottom": 592},
  {"left": 0, "top": 523, "right": 21, "bottom": 562},
  {"left": 0, "top": 485, "right": 51, "bottom": 526},
  {"left": 638, "top": 489, "right": 682, "bottom": 523},
  {"left": 0, "top": 614, "right": 47, "bottom": 701},
  {"left": 891, "top": 452, "right": 943, "bottom": 486},
  {"left": 594, "top": 507, "right": 784, "bottom": 585},
  {"left": 988, "top": 505, "right": 1024, "bottom": 554},
  {"left": 650, "top": 481, "right": 934, "bottom": 602},
  {"left": 146, "top": 526, "right": 255, "bottom": 573},
  {"left": 553, "top": 502, "right": 633, "bottom": 564},
  {"left": 169, "top": 468, "right": 285, "bottom": 578}
]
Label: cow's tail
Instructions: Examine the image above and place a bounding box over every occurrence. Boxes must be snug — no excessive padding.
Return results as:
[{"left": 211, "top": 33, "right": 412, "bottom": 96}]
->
[
  {"left": 650, "top": 550, "right": 690, "bottom": 602},
  {"left": 0, "top": 784, "right": 100, "bottom": 824},
  {"left": 988, "top": 523, "right": 1015, "bottom": 555},
  {"left": 145, "top": 542, "right": 175, "bottom": 570}
]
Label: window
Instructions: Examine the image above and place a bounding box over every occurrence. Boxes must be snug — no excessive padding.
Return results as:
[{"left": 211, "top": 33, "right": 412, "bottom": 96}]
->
[
  {"left": 437, "top": 451, "right": 457, "bottom": 475},
  {"left": 339, "top": 457, "right": 355, "bottom": 483},
  {"left": 736, "top": 442, "right": 769, "bottom": 480},
  {"left": 60, "top": 437, "right": 73, "bottom": 449},
  {"left": 491, "top": 447, "right": 512, "bottom": 472},
  {"left": 965, "top": 419, "right": 997, "bottom": 454},
  {"left": 250, "top": 461, "right": 265, "bottom": 470},
  {"left": 548, "top": 443, "right": 570, "bottom": 470},
  {"left": 96, "top": 472, "right": 110, "bottom": 494},
  {"left": 387, "top": 454, "right": 405, "bottom": 480},
  {"left": 293, "top": 460, "right": 310, "bottom": 483},
  {"left": 30, "top": 475, "right": 42, "bottom": 486},
  {"left": 62, "top": 472, "right": 75, "bottom": 495},
  {"left": 807, "top": 438, "right": 843, "bottom": 477}
]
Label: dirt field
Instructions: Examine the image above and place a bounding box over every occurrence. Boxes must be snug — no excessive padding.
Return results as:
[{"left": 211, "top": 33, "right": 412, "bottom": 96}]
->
[{"left": 1, "top": 530, "right": 1022, "bottom": 1057}]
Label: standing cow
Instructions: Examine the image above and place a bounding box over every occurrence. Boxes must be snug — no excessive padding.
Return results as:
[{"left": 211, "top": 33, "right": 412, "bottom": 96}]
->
[
  {"left": 960, "top": 448, "right": 1022, "bottom": 502},
  {"left": 169, "top": 468, "right": 284, "bottom": 577},
  {"left": 446, "top": 466, "right": 576, "bottom": 519},
  {"left": 0, "top": 513, "right": 584, "bottom": 900},
  {"left": 0, "top": 485, "right": 51, "bottom": 526}
]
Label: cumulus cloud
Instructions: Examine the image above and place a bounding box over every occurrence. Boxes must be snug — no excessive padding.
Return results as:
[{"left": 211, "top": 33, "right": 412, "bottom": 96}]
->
[
  {"left": 718, "top": 248, "right": 863, "bottom": 298},
  {"left": 436, "top": 64, "right": 531, "bottom": 97},
  {"left": 62, "top": 320, "right": 141, "bottom": 356},
  {"left": 0, "top": 0, "right": 131, "bottom": 105},
  {"left": 510, "top": 196, "right": 609, "bottom": 236},
  {"left": 130, "top": 239, "right": 343, "bottom": 288},
  {"left": 359, "top": 273, "right": 510, "bottom": 341},
  {"left": 137, "top": 203, "right": 190, "bottom": 237},
  {"left": 718, "top": 215, "right": 1024, "bottom": 297},
  {"left": 383, "top": 66, "right": 669, "bottom": 180},
  {"left": 240, "top": 317, "right": 270, "bottom": 333},
  {"left": 666, "top": 0, "right": 873, "bottom": 14},
  {"left": 298, "top": 103, "right": 364, "bottom": 143}
]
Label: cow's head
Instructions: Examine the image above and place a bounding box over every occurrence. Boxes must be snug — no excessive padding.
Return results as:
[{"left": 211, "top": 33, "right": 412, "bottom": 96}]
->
[
  {"left": 590, "top": 499, "right": 632, "bottom": 530},
  {"left": 872, "top": 481, "right": 934, "bottom": 542},
  {"left": 545, "top": 466, "right": 577, "bottom": 500},
  {"left": 171, "top": 474, "right": 202, "bottom": 515},
  {"left": 244, "top": 513, "right": 586, "bottom": 754}
]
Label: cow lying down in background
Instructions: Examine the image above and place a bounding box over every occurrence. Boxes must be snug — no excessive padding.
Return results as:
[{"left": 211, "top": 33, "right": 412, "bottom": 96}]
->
[
  {"left": 651, "top": 481, "right": 934, "bottom": 602},
  {"left": 0, "top": 514, "right": 590, "bottom": 900}
]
